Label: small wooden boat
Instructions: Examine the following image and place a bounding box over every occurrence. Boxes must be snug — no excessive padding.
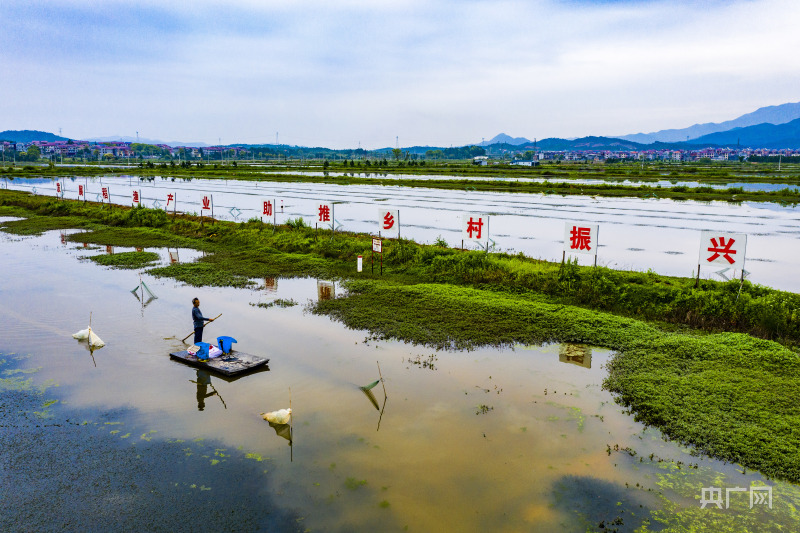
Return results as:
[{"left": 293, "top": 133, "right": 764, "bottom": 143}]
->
[{"left": 169, "top": 349, "right": 269, "bottom": 376}]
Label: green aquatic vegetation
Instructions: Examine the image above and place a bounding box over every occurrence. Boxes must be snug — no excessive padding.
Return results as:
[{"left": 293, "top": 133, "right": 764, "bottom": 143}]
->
[
  {"left": 613, "top": 453, "right": 800, "bottom": 531},
  {"left": 315, "top": 280, "right": 660, "bottom": 350},
  {"left": 251, "top": 298, "right": 298, "bottom": 309},
  {"left": 0, "top": 213, "right": 91, "bottom": 235},
  {"left": 147, "top": 261, "right": 256, "bottom": 288},
  {"left": 344, "top": 477, "right": 368, "bottom": 490},
  {"left": 68, "top": 226, "right": 204, "bottom": 249},
  {"left": 87, "top": 250, "right": 160, "bottom": 269},
  {"left": 605, "top": 332, "right": 800, "bottom": 482}
]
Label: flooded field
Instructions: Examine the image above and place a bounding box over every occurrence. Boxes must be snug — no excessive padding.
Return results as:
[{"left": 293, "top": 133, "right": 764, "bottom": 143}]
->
[
  {"left": 2, "top": 225, "right": 798, "bottom": 532},
  {"left": 4, "top": 175, "right": 800, "bottom": 292},
  {"left": 264, "top": 170, "right": 800, "bottom": 192}
]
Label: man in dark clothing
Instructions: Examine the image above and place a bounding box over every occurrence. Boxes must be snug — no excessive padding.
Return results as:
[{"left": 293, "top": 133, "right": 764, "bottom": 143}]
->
[{"left": 192, "top": 297, "right": 214, "bottom": 343}]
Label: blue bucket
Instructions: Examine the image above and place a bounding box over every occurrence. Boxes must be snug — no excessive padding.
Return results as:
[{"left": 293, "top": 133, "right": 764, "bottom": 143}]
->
[
  {"left": 195, "top": 342, "right": 210, "bottom": 361},
  {"left": 216, "top": 336, "right": 237, "bottom": 354}
]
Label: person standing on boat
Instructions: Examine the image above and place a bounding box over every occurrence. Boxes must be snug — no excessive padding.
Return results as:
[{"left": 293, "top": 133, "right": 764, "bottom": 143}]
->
[{"left": 192, "top": 297, "right": 214, "bottom": 343}]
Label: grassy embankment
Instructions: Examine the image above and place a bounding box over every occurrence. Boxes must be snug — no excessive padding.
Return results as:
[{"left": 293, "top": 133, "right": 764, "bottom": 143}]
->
[
  {"left": 3, "top": 161, "right": 800, "bottom": 203},
  {"left": 2, "top": 188, "right": 800, "bottom": 482}
]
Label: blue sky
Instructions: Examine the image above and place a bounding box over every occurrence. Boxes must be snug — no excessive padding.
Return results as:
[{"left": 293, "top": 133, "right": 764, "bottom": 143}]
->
[{"left": 2, "top": 0, "right": 799, "bottom": 148}]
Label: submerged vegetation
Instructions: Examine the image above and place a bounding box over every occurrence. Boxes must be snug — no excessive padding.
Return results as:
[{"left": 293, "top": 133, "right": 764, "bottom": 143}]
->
[
  {"left": 2, "top": 189, "right": 800, "bottom": 481},
  {"left": 87, "top": 251, "right": 160, "bottom": 269}
]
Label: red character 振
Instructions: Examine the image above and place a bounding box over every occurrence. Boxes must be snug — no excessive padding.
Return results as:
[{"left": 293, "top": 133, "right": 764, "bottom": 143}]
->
[{"left": 569, "top": 226, "right": 592, "bottom": 251}]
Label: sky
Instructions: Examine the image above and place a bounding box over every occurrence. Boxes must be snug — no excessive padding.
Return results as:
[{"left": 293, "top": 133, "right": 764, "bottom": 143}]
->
[{"left": 2, "top": 0, "right": 800, "bottom": 148}]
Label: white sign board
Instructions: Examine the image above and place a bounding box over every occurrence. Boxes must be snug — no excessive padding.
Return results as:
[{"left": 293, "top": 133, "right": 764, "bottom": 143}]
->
[
  {"left": 378, "top": 209, "right": 399, "bottom": 237},
  {"left": 316, "top": 202, "right": 334, "bottom": 228},
  {"left": 372, "top": 238, "right": 382, "bottom": 253},
  {"left": 462, "top": 213, "right": 489, "bottom": 246},
  {"left": 564, "top": 222, "right": 599, "bottom": 256},
  {"left": 699, "top": 231, "right": 747, "bottom": 268}
]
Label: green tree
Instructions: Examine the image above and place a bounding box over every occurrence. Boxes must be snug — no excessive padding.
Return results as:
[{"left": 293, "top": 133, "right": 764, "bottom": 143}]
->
[
  {"left": 391, "top": 148, "right": 402, "bottom": 161},
  {"left": 26, "top": 145, "right": 41, "bottom": 160}
]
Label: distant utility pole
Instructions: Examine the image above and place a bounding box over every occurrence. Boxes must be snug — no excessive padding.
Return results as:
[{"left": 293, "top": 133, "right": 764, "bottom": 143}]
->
[
  {"left": 396, "top": 136, "right": 399, "bottom": 149},
  {"left": 136, "top": 131, "right": 139, "bottom": 142},
  {"left": 276, "top": 132, "right": 279, "bottom": 145}
]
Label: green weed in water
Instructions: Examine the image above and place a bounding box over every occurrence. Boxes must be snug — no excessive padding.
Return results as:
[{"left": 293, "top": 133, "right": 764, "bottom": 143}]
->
[{"left": 87, "top": 251, "right": 160, "bottom": 269}]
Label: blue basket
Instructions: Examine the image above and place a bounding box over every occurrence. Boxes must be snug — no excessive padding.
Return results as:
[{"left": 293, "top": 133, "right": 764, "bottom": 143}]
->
[
  {"left": 216, "top": 336, "right": 237, "bottom": 354},
  {"left": 195, "top": 342, "right": 211, "bottom": 361}
]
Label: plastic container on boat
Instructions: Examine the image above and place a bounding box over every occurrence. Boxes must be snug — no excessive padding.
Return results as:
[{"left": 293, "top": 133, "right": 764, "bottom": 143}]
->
[{"left": 216, "top": 336, "right": 237, "bottom": 354}]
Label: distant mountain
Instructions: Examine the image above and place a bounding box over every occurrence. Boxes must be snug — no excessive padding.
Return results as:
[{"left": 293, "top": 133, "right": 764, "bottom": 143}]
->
[
  {"left": 691, "top": 117, "right": 800, "bottom": 149},
  {"left": 86, "top": 135, "right": 208, "bottom": 147},
  {"left": 479, "top": 133, "right": 531, "bottom": 146},
  {"left": 0, "top": 129, "right": 69, "bottom": 143},
  {"left": 617, "top": 102, "right": 800, "bottom": 143},
  {"left": 537, "top": 136, "right": 645, "bottom": 151}
]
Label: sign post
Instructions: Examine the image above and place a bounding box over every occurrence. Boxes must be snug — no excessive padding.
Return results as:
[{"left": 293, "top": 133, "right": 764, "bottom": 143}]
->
[
  {"left": 564, "top": 222, "right": 599, "bottom": 267},
  {"left": 378, "top": 209, "right": 399, "bottom": 239},
  {"left": 462, "top": 213, "right": 489, "bottom": 252},
  {"left": 372, "top": 238, "right": 383, "bottom": 274},
  {"left": 697, "top": 231, "right": 747, "bottom": 287}
]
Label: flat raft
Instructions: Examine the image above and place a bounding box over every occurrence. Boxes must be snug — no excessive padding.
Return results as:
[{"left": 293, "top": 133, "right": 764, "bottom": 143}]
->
[{"left": 169, "top": 350, "right": 269, "bottom": 376}]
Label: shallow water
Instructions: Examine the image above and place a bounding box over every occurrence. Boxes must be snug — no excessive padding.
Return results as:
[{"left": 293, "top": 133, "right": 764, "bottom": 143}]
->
[
  {"left": 2, "top": 228, "right": 798, "bottom": 531},
  {"left": 265, "top": 170, "right": 800, "bottom": 192},
  {"left": 4, "top": 175, "right": 800, "bottom": 292}
]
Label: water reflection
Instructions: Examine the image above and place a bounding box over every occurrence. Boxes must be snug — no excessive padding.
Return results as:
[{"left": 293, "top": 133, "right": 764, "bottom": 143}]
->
[
  {"left": 190, "top": 369, "right": 227, "bottom": 411},
  {"left": 264, "top": 277, "right": 278, "bottom": 292},
  {"left": 267, "top": 421, "right": 292, "bottom": 443},
  {"left": 559, "top": 343, "right": 592, "bottom": 369},
  {"left": 317, "top": 280, "right": 335, "bottom": 301}
]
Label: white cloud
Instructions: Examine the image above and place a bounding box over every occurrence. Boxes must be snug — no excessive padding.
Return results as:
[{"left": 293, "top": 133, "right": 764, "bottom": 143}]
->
[{"left": 2, "top": 0, "right": 799, "bottom": 146}]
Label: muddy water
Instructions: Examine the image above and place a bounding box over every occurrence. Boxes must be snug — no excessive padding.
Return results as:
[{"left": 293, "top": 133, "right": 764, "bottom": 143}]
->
[
  {"left": 2, "top": 227, "right": 798, "bottom": 532},
  {"left": 5, "top": 175, "right": 800, "bottom": 292}
]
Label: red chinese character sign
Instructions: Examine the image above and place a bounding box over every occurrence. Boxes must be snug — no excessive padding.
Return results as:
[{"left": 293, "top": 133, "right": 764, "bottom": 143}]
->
[
  {"left": 56, "top": 182, "right": 62, "bottom": 194},
  {"left": 102, "top": 187, "right": 109, "bottom": 201},
  {"left": 78, "top": 185, "right": 84, "bottom": 198},
  {"left": 263, "top": 200, "right": 273, "bottom": 216},
  {"left": 564, "top": 223, "right": 599, "bottom": 256},
  {"left": 462, "top": 213, "right": 488, "bottom": 247},
  {"left": 699, "top": 231, "right": 747, "bottom": 268},
  {"left": 202, "top": 195, "right": 212, "bottom": 211},
  {"left": 317, "top": 202, "right": 334, "bottom": 228},
  {"left": 377, "top": 209, "right": 399, "bottom": 238},
  {"left": 132, "top": 190, "right": 140, "bottom": 205}
]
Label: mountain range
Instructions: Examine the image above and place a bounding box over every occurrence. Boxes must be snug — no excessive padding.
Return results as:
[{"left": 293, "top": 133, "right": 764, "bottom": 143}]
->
[
  {"left": 4, "top": 102, "right": 800, "bottom": 151},
  {"left": 617, "top": 102, "right": 800, "bottom": 143}
]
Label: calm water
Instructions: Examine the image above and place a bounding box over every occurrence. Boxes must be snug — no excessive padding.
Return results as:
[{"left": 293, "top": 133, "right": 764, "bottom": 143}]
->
[
  {"left": 1, "top": 225, "right": 798, "bottom": 531},
  {"left": 4, "top": 175, "right": 800, "bottom": 291},
  {"left": 265, "top": 170, "right": 800, "bottom": 192}
]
